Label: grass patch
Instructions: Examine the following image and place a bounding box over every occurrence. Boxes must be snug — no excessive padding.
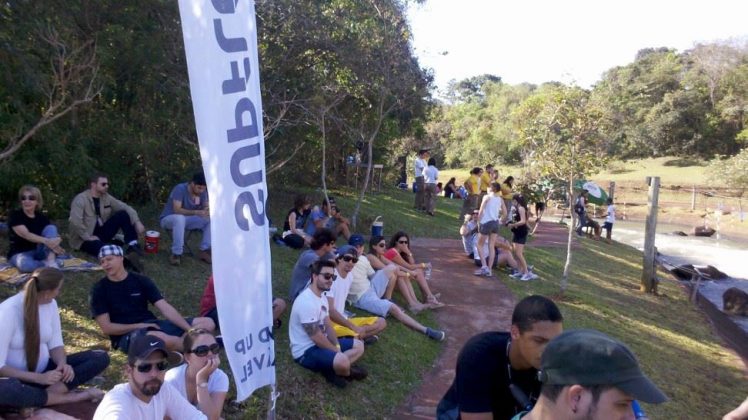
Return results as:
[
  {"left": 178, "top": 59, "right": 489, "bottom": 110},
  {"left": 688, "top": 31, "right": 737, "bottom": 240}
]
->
[{"left": 511, "top": 238, "right": 746, "bottom": 417}]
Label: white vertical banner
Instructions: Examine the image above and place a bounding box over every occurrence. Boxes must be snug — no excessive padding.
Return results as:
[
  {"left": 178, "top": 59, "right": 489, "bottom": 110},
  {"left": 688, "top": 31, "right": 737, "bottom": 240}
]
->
[{"left": 178, "top": 0, "right": 275, "bottom": 401}]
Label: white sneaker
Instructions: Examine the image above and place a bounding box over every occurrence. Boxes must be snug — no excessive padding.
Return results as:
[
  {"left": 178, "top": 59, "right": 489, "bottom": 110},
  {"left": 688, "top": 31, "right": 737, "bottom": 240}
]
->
[
  {"left": 473, "top": 268, "right": 486, "bottom": 276},
  {"left": 520, "top": 273, "right": 538, "bottom": 281},
  {"left": 510, "top": 271, "right": 523, "bottom": 279},
  {"left": 482, "top": 267, "right": 492, "bottom": 277}
]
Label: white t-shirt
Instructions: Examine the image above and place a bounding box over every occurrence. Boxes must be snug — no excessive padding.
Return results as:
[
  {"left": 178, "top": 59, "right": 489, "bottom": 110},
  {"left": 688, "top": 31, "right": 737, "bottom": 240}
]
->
[
  {"left": 326, "top": 269, "right": 353, "bottom": 315},
  {"left": 606, "top": 205, "right": 616, "bottom": 223},
  {"left": 349, "top": 258, "right": 375, "bottom": 304},
  {"left": 424, "top": 166, "right": 439, "bottom": 184},
  {"left": 289, "top": 288, "right": 328, "bottom": 359},
  {"left": 164, "top": 364, "right": 229, "bottom": 406},
  {"left": 93, "top": 382, "right": 206, "bottom": 420},
  {"left": 479, "top": 194, "right": 504, "bottom": 224},
  {"left": 0, "top": 292, "right": 64, "bottom": 373},
  {"left": 414, "top": 158, "right": 426, "bottom": 178}
]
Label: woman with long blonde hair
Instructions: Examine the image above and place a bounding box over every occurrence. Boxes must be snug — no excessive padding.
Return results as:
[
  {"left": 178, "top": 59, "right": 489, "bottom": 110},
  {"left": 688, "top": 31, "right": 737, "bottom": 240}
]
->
[
  {"left": 0, "top": 268, "right": 109, "bottom": 410},
  {"left": 7, "top": 185, "right": 66, "bottom": 272}
]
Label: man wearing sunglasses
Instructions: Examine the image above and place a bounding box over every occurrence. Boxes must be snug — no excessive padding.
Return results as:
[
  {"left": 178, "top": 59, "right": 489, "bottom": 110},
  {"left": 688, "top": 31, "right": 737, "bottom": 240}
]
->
[
  {"left": 94, "top": 335, "right": 206, "bottom": 419},
  {"left": 326, "top": 245, "right": 386, "bottom": 344},
  {"left": 289, "top": 259, "right": 367, "bottom": 388},
  {"left": 288, "top": 228, "right": 337, "bottom": 302},
  {"left": 69, "top": 172, "right": 146, "bottom": 270}
]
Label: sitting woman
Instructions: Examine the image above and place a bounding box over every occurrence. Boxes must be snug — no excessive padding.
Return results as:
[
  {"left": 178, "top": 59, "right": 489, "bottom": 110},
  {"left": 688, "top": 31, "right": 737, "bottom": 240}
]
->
[
  {"left": 0, "top": 267, "right": 108, "bottom": 412},
  {"left": 7, "top": 185, "right": 65, "bottom": 272},
  {"left": 366, "top": 236, "right": 428, "bottom": 313},
  {"left": 382, "top": 232, "right": 443, "bottom": 308},
  {"left": 282, "top": 194, "right": 312, "bottom": 249},
  {"left": 165, "top": 328, "right": 228, "bottom": 420},
  {"left": 443, "top": 177, "right": 463, "bottom": 199}
]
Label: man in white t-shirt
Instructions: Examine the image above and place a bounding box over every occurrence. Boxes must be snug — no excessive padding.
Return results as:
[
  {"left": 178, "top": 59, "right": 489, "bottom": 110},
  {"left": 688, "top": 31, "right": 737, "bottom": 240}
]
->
[
  {"left": 93, "top": 335, "right": 205, "bottom": 420},
  {"left": 327, "top": 246, "right": 386, "bottom": 343},
  {"left": 346, "top": 235, "right": 446, "bottom": 341},
  {"left": 414, "top": 148, "right": 429, "bottom": 211},
  {"left": 289, "top": 259, "right": 367, "bottom": 388},
  {"left": 603, "top": 197, "right": 616, "bottom": 243}
]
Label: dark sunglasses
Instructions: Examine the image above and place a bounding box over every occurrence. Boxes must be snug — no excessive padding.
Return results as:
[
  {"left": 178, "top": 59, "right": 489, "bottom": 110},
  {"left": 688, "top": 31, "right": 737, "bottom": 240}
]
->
[
  {"left": 188, "top": 343, "right": 221, "bottom": 357},
  {"left": 320, "top": 273, "right": 337, "bottom": 281},
  {"left": 398, "top": 240, "right": 409, "bottom": 244},
  {"left": 100, "top": 182, "right": 109, "bottom": 187},
  {"left": 376, "top": 242, "right": 386, "bottom": 247},
  {"left": 21, "top": 195, "right": 37, "bottom": 201},
  {"left": 135, "top": 360, "right": 169, "bottom": 373},
  {"left": 341, "top": 255, "right": 358, "bottom": 263}
]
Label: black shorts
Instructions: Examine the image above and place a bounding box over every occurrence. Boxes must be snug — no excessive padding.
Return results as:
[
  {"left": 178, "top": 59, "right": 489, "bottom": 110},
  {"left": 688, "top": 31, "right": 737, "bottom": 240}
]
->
[
  {"left": 535, "top": 202, "right": 546, "bottom": 212},
  {"left": 512, "top": 226, "right": 529, "bottom": 245}
]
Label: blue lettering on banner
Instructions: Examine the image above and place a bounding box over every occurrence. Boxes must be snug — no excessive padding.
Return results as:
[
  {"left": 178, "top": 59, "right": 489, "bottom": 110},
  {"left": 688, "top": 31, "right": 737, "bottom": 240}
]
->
[
  {"left": 234, "top": 327, "right": 275, "bottom": 382},
  {"left": 209, "top": 1, "right": 266, "bottom": 232}
]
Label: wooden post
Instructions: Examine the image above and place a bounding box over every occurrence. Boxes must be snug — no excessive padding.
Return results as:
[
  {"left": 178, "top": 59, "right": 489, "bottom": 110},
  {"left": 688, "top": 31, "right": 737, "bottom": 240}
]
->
[
  {"left": 641, "top": 176, "right": 660, "bottom": 293},
  {"left": 608, "top": 181, "right": 616, "bottom": 202},
  {"left": 691, "top": 185, "right": 696, "bottom": 211}
]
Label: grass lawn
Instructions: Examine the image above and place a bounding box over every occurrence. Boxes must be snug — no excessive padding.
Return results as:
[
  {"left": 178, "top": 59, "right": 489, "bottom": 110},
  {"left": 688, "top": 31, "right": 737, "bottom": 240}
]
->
[{"left": 1, "top": 183, "right": 745, "bottom": 418}]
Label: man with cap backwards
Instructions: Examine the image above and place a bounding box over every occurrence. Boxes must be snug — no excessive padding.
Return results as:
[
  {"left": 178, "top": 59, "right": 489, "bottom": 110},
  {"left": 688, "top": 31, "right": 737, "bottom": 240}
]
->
[
  {"left": 289, "top": 259, "right": 367, "bottom": 388},
  {"left": 93, "top": 335, "right": 206, "bottom": 419},
  {"left": 513, "top": 329, "right": 667, "bottom": 420},
  {"left": 90, "top": 245, "right": 215, "bottom": 353},
  {"left": 437, "top": 295, "right": 563, "bottom": 420},
  {"left": 326, "top": 244, "right": 387, "bottom": 343},
  {"left": 346, "top": 234, "right": 446, "bottom": 341},
  {"left": 414, "top": 148, "right": 430, "bottom": 211}
]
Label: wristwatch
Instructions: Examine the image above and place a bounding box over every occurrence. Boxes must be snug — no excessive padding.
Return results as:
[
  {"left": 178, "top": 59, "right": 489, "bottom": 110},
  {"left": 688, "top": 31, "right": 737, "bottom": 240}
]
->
[{"left": 198, "top": 382, "right": 209, "bottom": 388}]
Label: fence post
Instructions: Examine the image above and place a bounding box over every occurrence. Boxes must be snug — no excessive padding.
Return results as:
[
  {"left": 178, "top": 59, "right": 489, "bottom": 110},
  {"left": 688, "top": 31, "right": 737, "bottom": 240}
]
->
[
  {"left": 609, "top": 181, "right": 616, "bottom": 202},
  {"left": 691, "top": 185, "right": 696, "bottom": 211},
  {"left": 641, "top": 176, "right": 660, "bottom": 293}
]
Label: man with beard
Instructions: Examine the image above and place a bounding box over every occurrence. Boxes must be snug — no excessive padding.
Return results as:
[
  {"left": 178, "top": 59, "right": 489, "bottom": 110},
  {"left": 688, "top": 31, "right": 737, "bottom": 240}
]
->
[{"left": 93, "top": 335, "right": 205, "bottom": 419}]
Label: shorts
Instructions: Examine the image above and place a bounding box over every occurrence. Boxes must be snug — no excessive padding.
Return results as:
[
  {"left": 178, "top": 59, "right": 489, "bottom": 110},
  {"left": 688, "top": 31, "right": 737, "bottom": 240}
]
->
[
  {"left": 479, "top": 220, "right": 499, "bottom": 235},
  {"left": 295, "top": 337, "right": 355, "bottom": 373},
  {"left": 535, "top": 202, "right": 546, "bottom": 212},
  {"left": 333, "top": 317, "right": 381, "bottom": 337},
  {"left": 512, "top": 226, "right": 529, "bottom": 245},
  {"left": 603, "top": 222, "right": 613, "bottom": 232},
  {"left": 113, "top": 318, "right": 194, "bottom": 353},
  {"left": 353, "top": 270, "right": 393, "bottom": 317}
]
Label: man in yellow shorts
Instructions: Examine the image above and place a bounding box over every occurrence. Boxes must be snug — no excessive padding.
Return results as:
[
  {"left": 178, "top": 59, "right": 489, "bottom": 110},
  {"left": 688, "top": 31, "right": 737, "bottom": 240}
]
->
[{"left": 326, "top": 245, "right": 387, "bottom": 344}]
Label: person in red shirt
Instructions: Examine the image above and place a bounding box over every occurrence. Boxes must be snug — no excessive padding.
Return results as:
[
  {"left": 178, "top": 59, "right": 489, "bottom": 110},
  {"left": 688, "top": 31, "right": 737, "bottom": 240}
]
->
[
  {"left": 199, "top": 276, "right": 287, "bottom": 330},
  {"left": 381, "top": 231, "right": 443, "bottom": 308}
]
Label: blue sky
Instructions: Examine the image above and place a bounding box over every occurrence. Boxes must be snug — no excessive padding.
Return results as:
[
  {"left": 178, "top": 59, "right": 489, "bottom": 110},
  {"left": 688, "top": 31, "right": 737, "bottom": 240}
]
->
[{"left": 407, "top": 0, "right": 748, "bottom": 93}]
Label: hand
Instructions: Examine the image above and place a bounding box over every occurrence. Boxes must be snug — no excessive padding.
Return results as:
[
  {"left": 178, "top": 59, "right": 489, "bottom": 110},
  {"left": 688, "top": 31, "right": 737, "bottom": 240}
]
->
[
  {"left": 196, "top": 356, "right": 220, "bottom": 384},
  {"left": 140, "top": 323, "right": 161, "bottom": 330},
  {"left": 45, "top": 237, "right": 62, "bottom": 248},
  {"left": 87, "top": 235, "right": 100, "bottom": 242},
  {"left": 58, "top": 363, "right": 75, "bottom": 383},
  {"left": 134, "top": 221, "right": 146, "bottom": 235},
  {"left": 37, "top": 369, "right": 63, "bottom": 385}
]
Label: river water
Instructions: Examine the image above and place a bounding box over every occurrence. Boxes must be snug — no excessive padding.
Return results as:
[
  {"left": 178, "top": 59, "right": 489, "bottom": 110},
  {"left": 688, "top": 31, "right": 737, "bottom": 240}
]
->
[{"left": 611, "top": 220, "right": 748, "bottom": 329}]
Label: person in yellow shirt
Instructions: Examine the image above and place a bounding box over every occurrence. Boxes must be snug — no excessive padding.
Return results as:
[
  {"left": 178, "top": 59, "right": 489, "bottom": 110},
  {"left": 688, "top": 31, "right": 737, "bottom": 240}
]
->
[
  {"left": 501, "top": 176, "right": 514, "bottom": 214},
  {"left": 479, "top": 164, "right": 495, "bottom": 197},
  {"left": 460, "top": 167, "right": 483, "bottom": 219}
]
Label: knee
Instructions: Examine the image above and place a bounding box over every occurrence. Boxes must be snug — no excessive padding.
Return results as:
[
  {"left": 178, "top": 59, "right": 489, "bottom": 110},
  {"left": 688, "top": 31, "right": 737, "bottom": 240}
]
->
[
  {"left": 91, "top": 350, "right": 111, "bottom": 371},
  {"left": 377, "top": 318, "right": 387, "bottom": 330},
  {"left": 195, "top": 317, "right": 216, "bottom": 332},
  {"left": 273, "top": 298, "right": 287, "bottom": 315},
  {"left": 352, "top": 339, "right": 364, "bottom": 352},
  {"left": 333, "top": 353, "right": 350, "bottom": 371},
  {"left": 42, "top": 224, "right": 59, "bottom": 237}
]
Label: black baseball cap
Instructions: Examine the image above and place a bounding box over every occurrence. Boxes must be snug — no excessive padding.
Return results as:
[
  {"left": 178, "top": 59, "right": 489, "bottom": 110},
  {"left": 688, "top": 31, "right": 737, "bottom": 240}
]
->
[
  {"left": 127, "top": 334, "right": 182, "bottom": 365},
  {"left": 538, "top": 329, "right": 667, "bottom": 404}
]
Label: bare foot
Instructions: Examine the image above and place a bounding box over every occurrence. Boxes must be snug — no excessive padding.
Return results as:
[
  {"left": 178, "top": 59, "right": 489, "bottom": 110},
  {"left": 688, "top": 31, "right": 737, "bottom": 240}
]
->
[
  {"left": 409, "top": 304, "right": 426, "bottom": 314},
  {"left": 85, "top": 388, "right": 105, "bottom": 403},
  {"left": 28, "top": 408, "right": 78, "bottom": 420}
]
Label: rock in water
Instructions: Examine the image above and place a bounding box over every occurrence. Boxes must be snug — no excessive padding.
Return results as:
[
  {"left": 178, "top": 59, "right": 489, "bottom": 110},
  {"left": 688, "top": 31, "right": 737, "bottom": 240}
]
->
[{"left": 723, "top": 287, "right": 748, "bottom": 316}]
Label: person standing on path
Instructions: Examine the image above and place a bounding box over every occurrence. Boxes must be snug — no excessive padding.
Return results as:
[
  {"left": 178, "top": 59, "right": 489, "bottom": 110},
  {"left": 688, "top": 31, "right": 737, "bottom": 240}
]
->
[
  {"left": 437, "top": 295, "right": 564, "bottom": 420},
  {"left": 414, "top": 149, "right": 429, "bottom": 211},
  {"left": 474, "top": 182, "right": 507, "bottom": 277},
  {"left": 424, "top": 158, "right": 440, "bottom": 216}
]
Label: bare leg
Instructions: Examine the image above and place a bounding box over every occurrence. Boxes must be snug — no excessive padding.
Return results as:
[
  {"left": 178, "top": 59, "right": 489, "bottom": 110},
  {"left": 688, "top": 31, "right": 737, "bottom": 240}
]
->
[
  {"left": 388, "top": 304, "right": 428, "bottom": 333},
  {"left": 44, "top": 387, "right": 104, "bottom": 406},
  {"left": 476, "top": 233, "right": 488, "bottom": 268},
  {"left": 486, "top": 233, "right": 498, "bottom": 270},
  {"left": 514, "top": 243, "right": 528, "bottom": 275},
  {"left": 411, "top": 270, "right": 442, "bottom": 305},
  {"left": 396, "top": 273, "right": 423, "bottom": 308},
  {"left": 273, "top": 298, "right": 287, "bottom": 320},
  {"left": 357, "top": 318, "right": 387, "bottom": 339}
]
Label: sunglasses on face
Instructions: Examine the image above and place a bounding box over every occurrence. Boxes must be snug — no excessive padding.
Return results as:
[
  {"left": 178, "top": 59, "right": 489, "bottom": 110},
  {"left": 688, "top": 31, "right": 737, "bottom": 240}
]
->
[
  {"left": 376, "top": 242, "right": 386, "bottom": 247},
  {"left": 320, "top": 273, "right": 337, "bottom": 281},
  {"left": 135, "top": 360, "right": 169, "bottom": 373},
  {"left": 398, "top": 240, "right": 409, "bottom": 244},
  {"left": 188, "top": 343, "right": 221, "bottom": 357},
  {"left": 100, "top": 182, "right": 109, "bottom": 187},
  {"left": 21, "top": 195, "right": 37, "bottom": 201},
  {"left": 341, "top": 255, "right": 358, "bottom": 263}
]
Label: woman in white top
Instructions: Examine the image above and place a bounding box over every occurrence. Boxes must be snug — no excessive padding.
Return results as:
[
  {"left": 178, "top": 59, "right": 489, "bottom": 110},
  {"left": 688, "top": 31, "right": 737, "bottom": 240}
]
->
[
  {"left": 0, "top": 267, "right": 108, "bottom": 411},
  {"left": 165, "top": 328, "right": 228, "bottom": 420},
  {"left": 423, "top": 158, "right": 440, "bottom": 216},
  {"left": 473, "top": 182, "right": 507, "bottom": 277}
]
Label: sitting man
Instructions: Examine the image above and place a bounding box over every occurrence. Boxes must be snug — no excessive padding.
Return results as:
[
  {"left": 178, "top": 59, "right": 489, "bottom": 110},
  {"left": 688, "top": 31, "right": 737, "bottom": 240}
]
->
[
  {"left": 438, "top": 295, "right": 563, "bottom": 420},
  {"left": 326, "top": 245, "right": 386, "bottom": 344},
  {"left": 289, "top": 260, "right": 367, "bottom": 388},
  {"left": 159, "top": 172, "right": 211, "bottom": 266},
  {"left": 199, "top": 275, "right": 287, "bottom": 330},
  {"left": 460, "top": 209, "right": 480, "bottom": 259},
  {"left": 304, "top": 198, "right": 351, "bottom": 240},
  {"left": 69, "top": 172, "right": 145, "bottom": 268},
  {"left": 514, "top": 329, "right": 667, "bottom": 419},
  {"left": 288, "top": 228, "right": 337, "bottom": 302},
  {"left": 93, "top": 335, "right": 206, "bottom": 419},
  {"left": 347, "top": 234, "right": 446, "bottom": 341},
  {"left": 90, "top": 245, "right": 215, "bottom": 352}
]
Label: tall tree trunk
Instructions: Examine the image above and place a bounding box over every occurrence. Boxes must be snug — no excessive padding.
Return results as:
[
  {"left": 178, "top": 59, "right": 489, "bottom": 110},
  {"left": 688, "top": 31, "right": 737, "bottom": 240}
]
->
[
  {"left": 320, "top": 113, "right": 331, "bottom": 209},
  {"left": 560, "top": 173, "right": 574, "bottom": 293},
  {"left": 351, "top": 93, "right": 387, "bottom": 229}
]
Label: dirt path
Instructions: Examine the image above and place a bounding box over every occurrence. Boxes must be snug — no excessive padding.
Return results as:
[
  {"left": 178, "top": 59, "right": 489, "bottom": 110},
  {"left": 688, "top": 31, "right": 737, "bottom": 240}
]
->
[{"left": 393, "top": 222, "right": 572, "bottom": 419}]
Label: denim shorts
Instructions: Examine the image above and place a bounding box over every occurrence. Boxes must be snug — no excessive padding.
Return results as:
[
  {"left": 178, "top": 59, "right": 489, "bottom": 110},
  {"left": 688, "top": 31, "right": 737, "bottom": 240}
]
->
[{"left": 295, "top": 338, "right": 354, "bottom": 373}]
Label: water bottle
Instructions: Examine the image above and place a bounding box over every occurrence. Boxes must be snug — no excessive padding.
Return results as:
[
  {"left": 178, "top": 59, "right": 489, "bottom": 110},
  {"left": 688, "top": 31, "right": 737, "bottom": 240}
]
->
[
  {"left": 632, "top": 400, "right": 648, "bottom": 419},
  {"left": 424, "top": 262, "right": 432, "bottom": 280}
]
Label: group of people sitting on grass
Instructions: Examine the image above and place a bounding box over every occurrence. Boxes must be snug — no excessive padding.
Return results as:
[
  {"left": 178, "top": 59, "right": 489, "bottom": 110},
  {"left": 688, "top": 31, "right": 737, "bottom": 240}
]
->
[
  {"left": 6, "top": 171, "right": 213, "bottom": 274},
  {"left": 279, "top": 195, "right": 352, "bottom": 249}
]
